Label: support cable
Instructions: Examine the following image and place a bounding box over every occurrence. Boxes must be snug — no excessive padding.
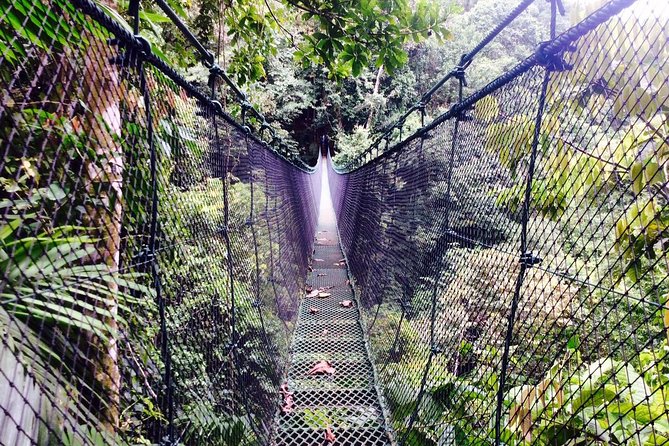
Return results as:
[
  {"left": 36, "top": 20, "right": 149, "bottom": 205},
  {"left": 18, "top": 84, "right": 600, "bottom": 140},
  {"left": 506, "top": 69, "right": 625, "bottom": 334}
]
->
[
  {"left": 398, "top": 70, "right": 466, "bottom": 445},
  {"left": 343, "top": 0, "right": 636, "bottom": 173},
  {"left": 69, "top": 0, "right": 310, "bottom": 171},
  {"left": 129, "top": 4, "right": 175, "bottom": 442},
  {"left": 348, "top": 0, "right": 538, "bottom": 169},
  {"left": 151, "top": 0, "right": 297, "bottom": 161},
  {"left": 211, "top": 77, "right": 266, "bottom": 443},
  {"left": 493, "top": 1, "right": 558, "bottom": 443}
]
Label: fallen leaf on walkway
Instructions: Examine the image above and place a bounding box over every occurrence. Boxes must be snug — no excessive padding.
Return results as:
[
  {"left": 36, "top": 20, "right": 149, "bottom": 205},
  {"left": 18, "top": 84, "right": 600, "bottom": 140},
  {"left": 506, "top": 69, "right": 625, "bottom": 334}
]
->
[
  {"left": 279, "top": 383, "right": 292, "bottom": 395},
  {"left": 325, "top": 426, "right": 336, "bottom": 443},
  {"left": 308, "top": 266, "right": 313, "bottom": 272},
  {"left": 317, "top": 273, "right": 328, "bottom": 277},
  {"left": 308, "top": 360, "right": 335, "bottom": 375},
  {"left": 340, "top": 300, "right": 353, "bottom": 308},
  {"left": 314, "top": 258, "right": 324, "bottom": 262},
  {"left": 345, "top": 280, "right": 350, "bottom": 286},
  {"left": 309, "top": 307, "right": 319, "bottom": 314},
  {"left": 317, "top": 238, "right": 328, "bottom": 241},
  {"left": 322, "top": 329, "right": 329, "bottom": 336},
  {"left": 281, "top": 394, "right": 295, "bottom": 414},
  {"left": 337, "top": 258, "right": 345, "bottom": 263},
  {"left": 318, "top": 292, "right": 331, "bottom": 298},
  {"left": 280, "top": 382, "right": 295, "bottom": 414},
  {"left": 306, "top": 290, "right": 319, "bottom": 298}
]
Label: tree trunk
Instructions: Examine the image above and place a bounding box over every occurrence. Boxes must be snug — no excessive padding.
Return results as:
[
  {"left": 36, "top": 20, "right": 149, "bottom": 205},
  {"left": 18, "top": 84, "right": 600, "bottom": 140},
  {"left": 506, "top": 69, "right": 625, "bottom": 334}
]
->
[{"left": 80, "top": 20, "right": 123, "bottom": 431}]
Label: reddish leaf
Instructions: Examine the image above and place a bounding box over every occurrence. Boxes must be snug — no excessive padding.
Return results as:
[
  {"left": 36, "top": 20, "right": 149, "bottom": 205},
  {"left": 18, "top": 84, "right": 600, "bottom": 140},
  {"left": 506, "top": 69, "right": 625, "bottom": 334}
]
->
[
  {"left": 309, "top": 307, "right": 319, "bottom": 314},
  {"left": 308, "top": 360, "right": 335, "bottom": 375},
  {"left": 306, "top": 285, "right": 313, "bottom": 292},
  {"left": 281, "top": 394, "right": 295, "bottom": 414},
  {"left": 306, "top": 290, "right": 319, "bottom": 298},
  {"left": 346, "top": 280, "right": 350, "bottom": 286},
  {"left": 325, "top": 426, "right": 336, "bottom": 443},
  {"left": 280, "top": 382, "right": 295, "bottom": 414},
  {"left": 279, "top": 383, "right": 292, "bottom": 395},
  {"left": 340, "top": 300, "right": 353, "bottom": 308}
]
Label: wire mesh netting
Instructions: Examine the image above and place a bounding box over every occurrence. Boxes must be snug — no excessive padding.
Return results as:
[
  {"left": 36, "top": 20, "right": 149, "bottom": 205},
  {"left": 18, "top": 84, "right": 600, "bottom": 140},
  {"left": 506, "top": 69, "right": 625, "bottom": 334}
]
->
[
  {"left": 0, "top": 0, "right": 319, "bottom": 444},
  {"left": 2, "top": 0, "right": 669, "bottom": 444},
  {"left": 329, "top": 0, "right": 669, "bottom": 444}
]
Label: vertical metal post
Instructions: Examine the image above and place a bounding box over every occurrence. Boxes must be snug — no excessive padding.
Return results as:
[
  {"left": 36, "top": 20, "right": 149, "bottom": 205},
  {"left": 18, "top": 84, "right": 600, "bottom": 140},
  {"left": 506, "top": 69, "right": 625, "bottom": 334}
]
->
[
  {"left": 493, "top": 2, "right": 557, "bottom": 443},
  {"left": 128, "top": 3, "right": 174, "bottom": 443}
]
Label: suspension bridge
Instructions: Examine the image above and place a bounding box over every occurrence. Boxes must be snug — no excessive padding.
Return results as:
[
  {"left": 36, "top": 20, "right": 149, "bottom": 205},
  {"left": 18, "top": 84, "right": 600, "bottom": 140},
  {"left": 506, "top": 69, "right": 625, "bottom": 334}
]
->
[{"left": 0, "top": 0, "right": 668, "bottom": 445}]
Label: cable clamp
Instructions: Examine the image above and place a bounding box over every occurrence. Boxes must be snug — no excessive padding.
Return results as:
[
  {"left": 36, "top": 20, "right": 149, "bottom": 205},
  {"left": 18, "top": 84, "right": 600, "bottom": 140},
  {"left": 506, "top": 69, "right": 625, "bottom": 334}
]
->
[
  {"left": 519, "top": 252, "right": 542, "bottom": 267},
  {"left": 453, "top": 103, "right": 473, "bottom": 121},
  {"left": 211, "top": 100, "right": 224, "bottom": 115},
  {"left": 202, "top": 51, "right": 216, "bottom": 68},
  {"left": 260, "top": 119, "right": 271, "bottom": 131},
  {"left": 134, "top": 35, "right": 151, "bottom": 57},
  {"left": 535, "top": 41, "right": 574, "bottom": 72},
  {"left": 453, "top": 65, "right": 468, "bottom": 87}
]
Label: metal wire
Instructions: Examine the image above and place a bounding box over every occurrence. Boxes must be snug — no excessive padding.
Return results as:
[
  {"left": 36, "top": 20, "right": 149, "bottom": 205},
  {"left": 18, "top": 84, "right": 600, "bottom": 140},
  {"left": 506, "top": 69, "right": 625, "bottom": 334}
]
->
[{"left": 1, "top": 0, "right": 668, "bottom": 445}]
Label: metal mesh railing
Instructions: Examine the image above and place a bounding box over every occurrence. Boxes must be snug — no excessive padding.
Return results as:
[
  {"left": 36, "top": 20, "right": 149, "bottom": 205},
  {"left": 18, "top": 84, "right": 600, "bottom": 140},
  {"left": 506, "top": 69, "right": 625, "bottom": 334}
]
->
[
  {"left": 0, "top": 0, "right": 319, "bottom": 444},
  {"left": 329, "top": 0, "right": 669, "bottom": 444},
  {"left": 2, "top": 0, "right": 669, "bottom": 444}
]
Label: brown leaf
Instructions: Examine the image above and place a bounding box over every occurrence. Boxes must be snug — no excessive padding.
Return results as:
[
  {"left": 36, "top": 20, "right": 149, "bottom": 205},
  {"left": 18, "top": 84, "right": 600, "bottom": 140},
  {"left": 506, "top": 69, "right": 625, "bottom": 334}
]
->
[
  {"left": 306, "top": 290, "right": 320, "bottom": 298},
  {"left": 325, "top": 426, "right": 336, "bottom": 443},
  {"left": 318, "top": 292, "right": 331, "bottom": 298},
  {"left": 308, "top": 360, "right": 335, "bottom": 375},
  {"left": 306, "top": 285, "right": 313, "bottom": 292},
  {"left": 309, "top": 307, "right": 319, "bottom": 314},
  {"left": 340, "top": 300, "right": 353, "bottom": 308}
]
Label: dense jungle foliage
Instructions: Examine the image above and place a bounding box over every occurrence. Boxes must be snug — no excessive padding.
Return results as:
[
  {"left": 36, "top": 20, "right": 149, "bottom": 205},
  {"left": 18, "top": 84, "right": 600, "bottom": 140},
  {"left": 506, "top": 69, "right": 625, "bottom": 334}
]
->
[{"left": 1, "top": 0, "right": 668, "bottom": 444}]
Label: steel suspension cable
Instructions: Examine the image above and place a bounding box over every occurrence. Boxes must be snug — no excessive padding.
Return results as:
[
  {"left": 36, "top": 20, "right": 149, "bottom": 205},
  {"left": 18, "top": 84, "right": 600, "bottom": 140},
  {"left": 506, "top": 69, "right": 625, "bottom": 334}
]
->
[{"left": 493, "top": 1, "right": 558, "bottom": 443}]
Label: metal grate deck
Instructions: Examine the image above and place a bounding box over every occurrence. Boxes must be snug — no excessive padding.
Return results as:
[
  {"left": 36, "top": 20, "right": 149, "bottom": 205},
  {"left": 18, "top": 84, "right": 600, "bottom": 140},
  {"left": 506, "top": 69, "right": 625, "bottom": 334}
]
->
[{"left": 272, "top": 221, "right": 392, "bottom": 445}]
